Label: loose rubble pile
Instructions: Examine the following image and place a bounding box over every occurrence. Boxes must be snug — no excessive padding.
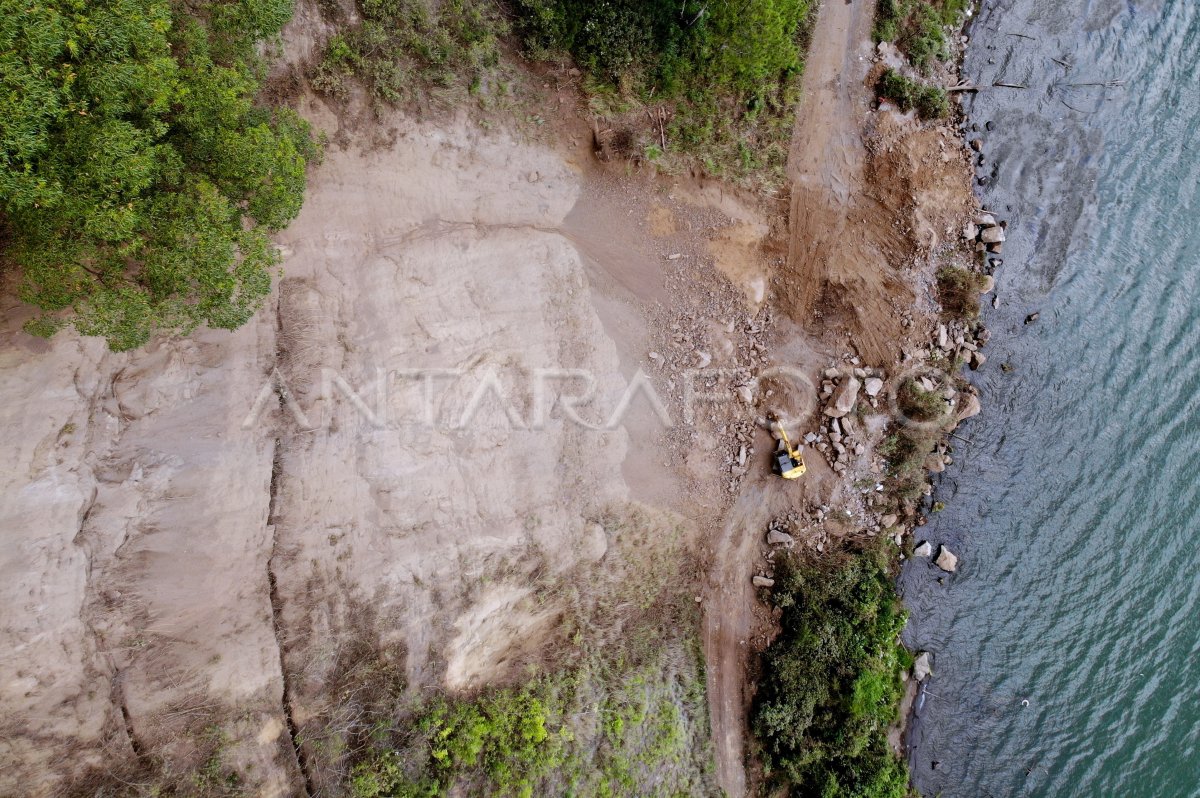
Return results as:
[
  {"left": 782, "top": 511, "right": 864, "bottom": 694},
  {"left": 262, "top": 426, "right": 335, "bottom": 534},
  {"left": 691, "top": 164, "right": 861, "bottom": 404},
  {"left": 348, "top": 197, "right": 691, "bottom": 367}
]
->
[{"left": 806, "top": 360, "right": 889, "bottom": 476}]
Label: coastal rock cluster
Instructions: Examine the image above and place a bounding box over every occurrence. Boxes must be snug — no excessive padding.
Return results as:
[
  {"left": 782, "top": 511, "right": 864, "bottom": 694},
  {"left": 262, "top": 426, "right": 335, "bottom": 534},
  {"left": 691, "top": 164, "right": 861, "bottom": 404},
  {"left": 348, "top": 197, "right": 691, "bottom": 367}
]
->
[{"left": 963, "top": 211, "right": 1006, "bottom": 256}]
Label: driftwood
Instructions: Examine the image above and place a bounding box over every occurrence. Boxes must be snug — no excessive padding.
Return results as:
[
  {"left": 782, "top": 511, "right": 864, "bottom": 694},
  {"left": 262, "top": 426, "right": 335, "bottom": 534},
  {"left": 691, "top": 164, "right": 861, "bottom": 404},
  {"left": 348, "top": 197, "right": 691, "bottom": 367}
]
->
[
  {"left": 946, "top": 81, "right": 1028, "bottom": 92},
  {"left": 1005, "top": 31, "right": 1037, "bottom": 40}
]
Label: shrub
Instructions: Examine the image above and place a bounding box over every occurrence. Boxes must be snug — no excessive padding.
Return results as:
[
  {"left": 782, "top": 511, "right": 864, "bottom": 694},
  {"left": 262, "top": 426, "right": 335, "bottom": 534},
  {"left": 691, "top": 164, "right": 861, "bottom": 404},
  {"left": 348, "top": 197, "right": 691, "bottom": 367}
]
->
[
  {"left": 752, "top": 548, "right": 910, "bottom": 796},
  {"left": 875, "top": 69, "right": 949, "bottom": 120},
  {"left": 309, "top": 0, "right": 508, "bottom": 112},
  {"left": 936, "top": 265, "right": 986, "bottom": 317},
  {"left": 873, "top": 0, "right": 966, "bottom": 72}
]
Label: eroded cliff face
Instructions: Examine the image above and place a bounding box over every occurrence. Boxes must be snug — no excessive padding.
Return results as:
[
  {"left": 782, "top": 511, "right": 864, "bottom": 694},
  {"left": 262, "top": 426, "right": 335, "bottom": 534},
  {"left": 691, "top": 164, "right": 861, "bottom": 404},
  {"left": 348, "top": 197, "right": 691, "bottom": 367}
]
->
[{"left": 0, "top": 105, "right": 641, "bottom": 795}]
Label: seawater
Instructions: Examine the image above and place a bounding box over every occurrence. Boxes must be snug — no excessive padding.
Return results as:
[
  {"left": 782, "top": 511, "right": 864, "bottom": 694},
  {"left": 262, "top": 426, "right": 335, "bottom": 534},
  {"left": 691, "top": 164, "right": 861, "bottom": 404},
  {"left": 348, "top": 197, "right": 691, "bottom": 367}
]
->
[{"left": 900, "top": 0, "right": 1200, "bottom": 795}]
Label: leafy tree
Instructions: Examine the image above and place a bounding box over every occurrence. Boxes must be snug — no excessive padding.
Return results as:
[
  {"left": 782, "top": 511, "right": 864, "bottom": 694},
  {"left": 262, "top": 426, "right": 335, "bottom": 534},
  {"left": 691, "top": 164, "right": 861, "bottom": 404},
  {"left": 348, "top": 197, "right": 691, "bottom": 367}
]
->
[{"left": 0, "top": 0, "right": 319, "bottom": 350}]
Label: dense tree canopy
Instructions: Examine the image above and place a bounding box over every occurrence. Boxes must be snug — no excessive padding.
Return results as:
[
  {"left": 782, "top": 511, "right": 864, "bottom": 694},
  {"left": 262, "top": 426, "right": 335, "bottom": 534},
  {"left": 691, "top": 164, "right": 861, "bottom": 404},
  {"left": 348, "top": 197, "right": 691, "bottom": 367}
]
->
[{"left": 0, "top": 0, "right": 318, "bottom": 350}]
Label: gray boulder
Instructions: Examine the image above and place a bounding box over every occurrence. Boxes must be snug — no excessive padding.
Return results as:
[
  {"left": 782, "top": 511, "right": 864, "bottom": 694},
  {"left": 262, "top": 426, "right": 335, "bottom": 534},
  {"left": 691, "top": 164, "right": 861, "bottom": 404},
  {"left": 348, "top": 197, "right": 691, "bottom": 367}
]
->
[
  {"left": 914, "top": 651, "right": 933, "bottom": 681},
  {"left": 935, "top": 546, "right": 959, "bottom": 572}
]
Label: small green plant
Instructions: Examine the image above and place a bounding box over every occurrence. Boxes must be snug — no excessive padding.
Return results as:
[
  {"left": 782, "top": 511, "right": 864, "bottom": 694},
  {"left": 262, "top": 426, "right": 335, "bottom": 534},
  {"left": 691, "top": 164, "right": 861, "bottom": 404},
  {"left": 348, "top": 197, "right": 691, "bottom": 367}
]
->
[{"left": 875, "top": 69, "right": 949, "bottom": 119}]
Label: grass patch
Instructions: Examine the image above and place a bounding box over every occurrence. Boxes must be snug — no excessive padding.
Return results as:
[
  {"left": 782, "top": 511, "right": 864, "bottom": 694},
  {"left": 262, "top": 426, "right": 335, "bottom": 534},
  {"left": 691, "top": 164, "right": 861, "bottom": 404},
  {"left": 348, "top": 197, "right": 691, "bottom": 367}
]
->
[
  {"left": 513, "top": 0, "right": 814, "bottom": 188},
  {"left": 346, "top": 647, "right": 714, "bottom": 797},
  {"left": 751, "top": 545, "right": 911, "bottom": 797},
  {"left": 873, "top": 0, "right": 967, "bottom": 73},
  {"left": 936, "top": 265, "right": 987, "bottom": 318},
  {"left": 309, "top": 0, "right": 511, "bottom": 114},
  {"left": 875, "top": 68, "right": 949, "bottom": 119}
]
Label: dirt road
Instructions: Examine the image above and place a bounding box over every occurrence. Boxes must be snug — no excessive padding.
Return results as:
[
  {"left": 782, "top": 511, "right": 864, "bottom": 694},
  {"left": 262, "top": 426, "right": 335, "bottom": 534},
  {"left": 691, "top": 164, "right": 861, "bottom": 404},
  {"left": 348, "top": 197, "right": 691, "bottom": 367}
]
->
[
  {"left": 781, "top": 0, "right": 913, "bottom": 363},
  {"left": 704, "top": 1, "right": 879, "bottom": 794}
]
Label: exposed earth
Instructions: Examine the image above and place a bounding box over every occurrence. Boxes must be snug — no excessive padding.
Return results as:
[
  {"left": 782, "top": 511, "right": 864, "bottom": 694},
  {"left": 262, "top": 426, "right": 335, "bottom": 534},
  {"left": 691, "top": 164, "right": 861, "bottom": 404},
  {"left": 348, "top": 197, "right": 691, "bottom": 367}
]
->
[{"left": 0, "top": 1, "right": 977, "bottom": 795}]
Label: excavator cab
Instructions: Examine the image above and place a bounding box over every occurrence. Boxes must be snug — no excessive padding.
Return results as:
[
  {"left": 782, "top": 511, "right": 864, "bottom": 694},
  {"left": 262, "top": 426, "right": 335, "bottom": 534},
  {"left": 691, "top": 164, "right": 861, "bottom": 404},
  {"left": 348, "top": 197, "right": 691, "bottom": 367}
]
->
[{"left": 772, "top": 423, "right": 807, "bottom": 479}]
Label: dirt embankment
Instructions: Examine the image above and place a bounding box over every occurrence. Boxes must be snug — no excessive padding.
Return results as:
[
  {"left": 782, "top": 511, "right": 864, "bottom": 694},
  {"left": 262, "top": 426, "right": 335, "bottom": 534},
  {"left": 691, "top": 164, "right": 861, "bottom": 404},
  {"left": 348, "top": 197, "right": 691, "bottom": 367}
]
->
[{"left": 0, "top": 64, "right": 784, "bottom": 798}]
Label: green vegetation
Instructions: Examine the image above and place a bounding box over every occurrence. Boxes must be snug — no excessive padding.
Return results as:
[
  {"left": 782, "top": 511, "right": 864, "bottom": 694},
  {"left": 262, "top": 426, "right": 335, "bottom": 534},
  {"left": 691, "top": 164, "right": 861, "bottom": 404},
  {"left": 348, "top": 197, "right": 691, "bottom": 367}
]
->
[
  {"left": 752, "top": 546, "right": 911, "bottom": 797},
  {"left": 878, "top": 426, "right": 937, "bottom": 502},
  {"left": 936, "top": 264, "right": 987, "bottom": 317},
  {"left": 873, "top": 0, "right": 966, "bottom": 73},
  {"left": 345, "top": 647, "right": 713, "bottom": 797},
  {"left": 514, "top": 0, "right": 813, "bottom": 186},
  {"left": 896, "top": 379, "right": 948, "bottom": 423},
  {"left": 875, "top": 69, "right": 949, "bottom": 120},
  {"left": 0, "top": 0, "right": 320, "bottom": 350},
  {"left": 309, "top": 0, "right": 510, "bottom": 114}
]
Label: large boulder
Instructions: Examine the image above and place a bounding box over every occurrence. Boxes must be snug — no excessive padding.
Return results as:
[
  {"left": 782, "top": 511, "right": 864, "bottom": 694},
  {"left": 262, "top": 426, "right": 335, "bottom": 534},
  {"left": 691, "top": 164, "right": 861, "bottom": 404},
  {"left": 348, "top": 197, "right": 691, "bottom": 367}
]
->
[
  {"left": 980, "top": 226, "right": 1007, "bottom": 244},
  {"left": 826, "top": 376, "right": 862, "bottom": 418},
  {"left": 955, "top": 393, "right": 982, "bottom": 423},
  {"left": 914, "top": 651, "right": 933, "bottom": 681},
  {"left": 936, "top": 545, "right": 958, "bottom": 572},
  {"left": 767, "top": 529, "right": 795, "bottom": 547}
]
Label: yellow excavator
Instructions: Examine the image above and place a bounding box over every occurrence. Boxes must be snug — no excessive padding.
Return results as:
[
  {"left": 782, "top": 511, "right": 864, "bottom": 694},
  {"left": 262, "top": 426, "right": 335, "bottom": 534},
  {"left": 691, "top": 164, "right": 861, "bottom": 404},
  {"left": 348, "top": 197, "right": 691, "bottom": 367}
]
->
[{"left": 772, "top": 422, "right": 806, "bottom": 479}]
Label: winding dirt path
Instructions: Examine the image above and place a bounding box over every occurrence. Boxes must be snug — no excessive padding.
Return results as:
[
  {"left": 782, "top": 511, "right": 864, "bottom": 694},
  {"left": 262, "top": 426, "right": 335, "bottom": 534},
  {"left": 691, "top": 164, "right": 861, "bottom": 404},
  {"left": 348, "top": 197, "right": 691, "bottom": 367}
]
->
[{"left": 703, "top": 1, "right": 878, "bottom": 795}]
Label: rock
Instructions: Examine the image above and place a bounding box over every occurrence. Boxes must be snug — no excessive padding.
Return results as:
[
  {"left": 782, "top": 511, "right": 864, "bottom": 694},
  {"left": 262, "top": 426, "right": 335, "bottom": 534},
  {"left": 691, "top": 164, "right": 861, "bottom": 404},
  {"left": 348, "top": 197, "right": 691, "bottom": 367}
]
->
[
  {"left": 937, "top": 324, "right": 948, "bottom": 349},
  {"left": 970, "top": 351, "right": 987, "bottom": 370},
  {"left": 924, "top": 453, "right": 946, "bottom": 473},
  {"left": 1025, "top": 311, "right": 1040, "bottom": 325},
  {"left": 914, "top": 651, "right": 933, "bottom": 681},
  {"left": 991, "top": 295, "right": 1000, "bottom": 309},
  {"left": 864, "top": 377, "right": 884, "bottom": 397},
  {"left": 736, "top": 385, "right": 754, "bottom": 404},
  {"left": 648, "top": 351, "right": 660, "bottom": 361},
  {"left": 956, "top": 393, "right": 982, "bottom": 422},
  {"left": 969, "top": 138, "right": 983, "bottom": 152},
  {"left": 830, "top": 376, "right": 862, "bottom": 417},
  {"left": 914, "top": 540, "right": 933, "bottom": 557},
  {"left": 767, "top": 529, "right": 795, "bottom": 546},
  {"left": 980, "top": 226, "right": 1006, "bottom": 244},
  {"left": 975, "top": 212, "right": 997, "bottom": 227},
  {"left": 803, "top": 432, "right": 818, "bottom": 444},
  {"left": 881, "top": 513, "right": 899, "bottom": 527},
  {"left": 752, "top": 576, "right": 775, "bottom": 588},
  {"left": 695, "top": 350, "right": 712, "bottom": 368},
  {"left": 979, "top": 275, "right": 995, "bottom": 293},
  {"left": 583, "top": 523, "right": 609, "bottom": 561},
  {"left": 935, "top": 546, "right": 958, "bottom": 573},
  {"left": 963, "top": 222, "right": 979, "bottom": 240},
  {"left": 853, "top": 367, "right": 867, "bottom": 379},
  {"left": 824, "top": 367, "right": 841, "bottom": 379},
  {"left": 986, "top": 241, "right": 1003, "bottom": 254}
]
